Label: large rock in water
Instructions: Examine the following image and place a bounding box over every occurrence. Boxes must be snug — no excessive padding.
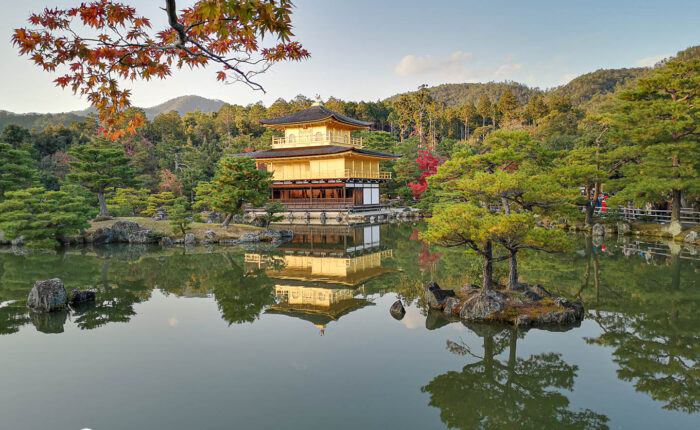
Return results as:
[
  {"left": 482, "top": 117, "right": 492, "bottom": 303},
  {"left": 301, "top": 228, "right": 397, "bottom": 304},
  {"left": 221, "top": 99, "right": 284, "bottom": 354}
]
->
[
  {"left": 184, "top": 233, "right": 196, "bottom": 245},
  {"left": 259, "top": 229, "right": 282, "bottom": 241},
  {"left": 128, "top": 229, "right": 155, "bottom": 244},
  {"left": 27, "top": 278, "right": 68, "bottom": 313},
  {"left": 238, "top": 232, "right": 261, "bottom": 243},
  {"left": 91, "top": 227, "right": 113, "bottom": 245},
  {"left": 459, "top": 289, "right": 505, "bottom": 321},
  {"left": 69, "top": 289, "right": 95, "bottom": 306},
  {"left": 112, "top": 220, "right": 140, "bottom": 242},
  {"left": 617, "top": 222, "right": 631, "bottom": 236},
  {"left": 685, "top": 230, "right": 698, "bottom": 244},
  {"left": 424, "top": 282, "right": 456, "bottom": 309},
  {"left": 389, "top": 300, "right": 406, "bottom": 320},
  {"left": 592, "top": 223, "right": 605, "bottom": 237}
]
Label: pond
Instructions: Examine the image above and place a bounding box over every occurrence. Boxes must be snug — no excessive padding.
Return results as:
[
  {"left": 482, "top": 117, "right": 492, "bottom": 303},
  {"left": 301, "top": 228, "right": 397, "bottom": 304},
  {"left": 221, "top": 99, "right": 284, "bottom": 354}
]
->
[{"left": 0, "top": 223, "right": 698, "bottom": 429}]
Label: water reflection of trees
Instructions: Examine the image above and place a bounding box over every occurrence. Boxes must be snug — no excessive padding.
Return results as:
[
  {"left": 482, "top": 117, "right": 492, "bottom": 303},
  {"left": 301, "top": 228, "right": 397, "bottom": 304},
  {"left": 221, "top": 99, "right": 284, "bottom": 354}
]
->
[
  {"left": 0, "top": 246, "right": 278, "bottom": 333},
  {"left": 520, "top": 236, "right": 700, "bottom": 413},
  {"left": 422, "top": 324, "right": 609, "bottom": 429}
]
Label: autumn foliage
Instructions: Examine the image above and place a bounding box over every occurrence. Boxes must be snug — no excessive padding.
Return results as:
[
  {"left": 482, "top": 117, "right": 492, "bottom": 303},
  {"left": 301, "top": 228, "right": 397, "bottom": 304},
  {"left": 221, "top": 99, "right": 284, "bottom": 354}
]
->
[
  {"left": 408, "top": 150, "right": 440, "bottom": 198},
  {"left": 12, "top": 0, "right": 309, "bottom": 139}
]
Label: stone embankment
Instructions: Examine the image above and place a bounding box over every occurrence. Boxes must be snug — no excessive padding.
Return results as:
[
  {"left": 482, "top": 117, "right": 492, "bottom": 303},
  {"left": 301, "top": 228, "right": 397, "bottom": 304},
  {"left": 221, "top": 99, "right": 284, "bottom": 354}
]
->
[
  {"left": 84, "top": 219, "right": 293, "bottom": 247},
  {"left": 573, "top": 221, "right": 700, "bottom": 246},
  {"left": 420, "top": 281, "right": 584, "bottom": 329}
]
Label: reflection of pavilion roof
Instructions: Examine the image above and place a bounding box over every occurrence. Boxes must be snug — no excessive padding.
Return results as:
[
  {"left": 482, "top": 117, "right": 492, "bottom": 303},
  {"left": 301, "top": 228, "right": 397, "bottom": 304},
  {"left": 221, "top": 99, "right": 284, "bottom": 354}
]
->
[{"left": 265, "top": 298, "right": 375, "bottom": 326}]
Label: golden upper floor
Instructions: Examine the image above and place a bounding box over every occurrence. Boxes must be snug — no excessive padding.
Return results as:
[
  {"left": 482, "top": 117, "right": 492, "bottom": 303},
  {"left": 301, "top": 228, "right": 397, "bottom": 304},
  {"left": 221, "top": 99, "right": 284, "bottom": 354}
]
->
[{"left": 260, "top": 104, "right": 372, "bottom": 149}]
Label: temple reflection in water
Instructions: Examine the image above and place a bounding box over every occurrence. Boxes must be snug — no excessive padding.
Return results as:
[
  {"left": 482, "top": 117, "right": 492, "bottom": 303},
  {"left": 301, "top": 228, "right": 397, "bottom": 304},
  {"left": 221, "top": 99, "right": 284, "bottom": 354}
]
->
[{"left": 245, "top": 225, "right": 396, "bottom": 334}]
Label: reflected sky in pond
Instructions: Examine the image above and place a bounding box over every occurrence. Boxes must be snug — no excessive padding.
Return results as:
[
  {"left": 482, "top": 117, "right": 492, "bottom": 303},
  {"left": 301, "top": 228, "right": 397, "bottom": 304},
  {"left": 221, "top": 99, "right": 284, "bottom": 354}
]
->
[{"left": 0, "top": 223, "right": 698, "bottom": 429}]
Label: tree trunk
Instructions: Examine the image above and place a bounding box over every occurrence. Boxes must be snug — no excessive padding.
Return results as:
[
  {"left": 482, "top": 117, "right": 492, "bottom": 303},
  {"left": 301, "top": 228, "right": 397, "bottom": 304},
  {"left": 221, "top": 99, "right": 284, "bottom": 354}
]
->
[
  {"left": 507, "top": 248, "right": 518, "bottom": 290},
  {"left": 222, "top": 213, "right": 233, "bottom": 227},
  {"left": 671, "top": 188, "right": 682, "bottom": 224},
  {"left": 482, "top": 240, "right": 494, "bottom": 290},
  {"left": 584, "top": 201, "right": 594, "bottom": 227},
  {"left": 97, "top": 190, "right": 108, "bottom": 217}
]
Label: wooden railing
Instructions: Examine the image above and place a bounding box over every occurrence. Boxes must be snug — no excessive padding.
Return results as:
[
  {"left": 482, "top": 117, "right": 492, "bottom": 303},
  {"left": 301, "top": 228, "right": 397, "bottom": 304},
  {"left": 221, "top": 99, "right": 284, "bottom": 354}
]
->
[
  {"left": 270, "top": 168, "right": 391, "bottom": 181},
  {"left": 267, "top": 198, "right": 355, "bottom": 210},
  {"left": 272, "top": 134, "right": 362, "bottom": 148},
  {"left": 594, "top": 206, "right": 700, "bottom": 224}
]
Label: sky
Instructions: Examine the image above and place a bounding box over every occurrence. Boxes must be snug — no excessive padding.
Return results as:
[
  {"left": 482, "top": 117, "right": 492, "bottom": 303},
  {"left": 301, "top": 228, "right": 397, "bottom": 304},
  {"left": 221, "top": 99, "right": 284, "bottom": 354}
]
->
[{"left": 1, "top": 0, "right": 698, "bottom": 113}]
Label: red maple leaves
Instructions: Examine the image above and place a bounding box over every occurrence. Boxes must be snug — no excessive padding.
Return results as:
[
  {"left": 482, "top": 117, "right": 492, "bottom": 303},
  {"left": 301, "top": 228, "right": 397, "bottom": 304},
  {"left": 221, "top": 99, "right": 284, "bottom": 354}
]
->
[
  {"left": 13, "top": 0, "right": 309, "bottom": 140},
  {"left": 408, "top": 150, "right": 440, "bottom": 199}
]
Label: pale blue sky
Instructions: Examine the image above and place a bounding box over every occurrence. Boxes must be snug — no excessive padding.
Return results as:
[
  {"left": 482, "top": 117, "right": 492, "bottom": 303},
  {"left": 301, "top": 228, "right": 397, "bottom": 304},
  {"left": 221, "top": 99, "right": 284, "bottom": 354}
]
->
[{"left": 1, "top": 0, "right": 698, "bottom": 113}]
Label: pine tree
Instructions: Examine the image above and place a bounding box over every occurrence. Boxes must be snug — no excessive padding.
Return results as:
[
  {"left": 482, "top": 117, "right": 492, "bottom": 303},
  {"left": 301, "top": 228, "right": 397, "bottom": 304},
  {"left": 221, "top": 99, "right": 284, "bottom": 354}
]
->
[
  {"left": 497, "top": 90, "right": 521, "bottom": 122},
  {"left": 476, "top": 95, "right": 493, "bottom": 127},
  {"left": 169, "top": 197, "right": 192, "bottom": 236},
  {"left": 0, "top": 187, "right": 96, "bottom": 248},
  {"left": 67, "top": 142, "right": 138, "bottom": 217},
  {"left": 425, "top": 131, "right": 571, "bottom": 289},
  {"left": 523, "top": 94, "right": 549, "bottom": 126},
  {"left": 106, "top": 188, "right": 149, "bottom": 216},
  {"left": 0, "top": 143, "right": 39, "bottom": 200},
  {"left": 611, "top": 47, "right": 700, "bottom": 226},
  {"left": 260, "top": 201, "right": 286, "bottom": 227},
  {"left": 143, "top": 191, "right": 176, "bottom": 216},
  {"left": 195, "top": 156, "right": 272, "bottom": 226}
]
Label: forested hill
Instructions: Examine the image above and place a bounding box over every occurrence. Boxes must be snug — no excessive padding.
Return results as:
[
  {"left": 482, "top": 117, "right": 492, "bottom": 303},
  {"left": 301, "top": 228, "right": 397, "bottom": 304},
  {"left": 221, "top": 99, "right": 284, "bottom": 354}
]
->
[
  {"left": 386, "top": 82, "right": 539, "bottom": 108},
  {"left": 0, "top": 95, "right": 228, "bottom": 131},
  {"left": 548, "top": 67, "right": 648, "bottom": 107},
  {"left": 385, "top": 67, "right": 649, "bottom": 109},
  {"left": 70, "top": 95, "right": 228, "bottom": 120},
  {"left": 0, "top": 65, "right": 653, "bottom": 130},
  {"left": 142, "top": 95, "right": 227, "bottom": 119},
  {"left": 0, "top": 110, "right": 87, "bottom": 132}
]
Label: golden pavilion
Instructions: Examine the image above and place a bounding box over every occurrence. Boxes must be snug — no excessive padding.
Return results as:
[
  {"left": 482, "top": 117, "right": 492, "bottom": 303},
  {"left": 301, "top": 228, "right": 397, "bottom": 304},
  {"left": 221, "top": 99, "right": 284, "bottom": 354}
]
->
[
  {"left": 237, "top": 103, "right": 401, "bottom": 211},
  {"left": 245, "top": 225, "right": 397, "bottom": 333}
]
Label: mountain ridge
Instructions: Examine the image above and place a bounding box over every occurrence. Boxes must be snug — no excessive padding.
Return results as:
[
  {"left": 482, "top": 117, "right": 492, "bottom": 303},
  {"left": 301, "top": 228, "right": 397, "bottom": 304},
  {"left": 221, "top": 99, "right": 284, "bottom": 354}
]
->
[{"left": 0, "top": 66, "right": 652, "bottom": 131}]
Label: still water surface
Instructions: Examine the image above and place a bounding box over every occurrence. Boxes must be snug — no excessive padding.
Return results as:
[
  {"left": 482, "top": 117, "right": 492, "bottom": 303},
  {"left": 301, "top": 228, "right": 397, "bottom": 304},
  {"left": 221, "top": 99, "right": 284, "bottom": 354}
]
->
[{"left": 0, "top": 223, "right": 698, "bottom": 429}]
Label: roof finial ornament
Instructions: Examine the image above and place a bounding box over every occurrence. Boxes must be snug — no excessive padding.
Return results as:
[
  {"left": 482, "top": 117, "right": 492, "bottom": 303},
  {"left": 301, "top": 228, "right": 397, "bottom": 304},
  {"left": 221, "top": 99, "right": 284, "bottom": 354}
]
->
[{"left": 312, "top": 94, "right": 323, "bottom": 106}]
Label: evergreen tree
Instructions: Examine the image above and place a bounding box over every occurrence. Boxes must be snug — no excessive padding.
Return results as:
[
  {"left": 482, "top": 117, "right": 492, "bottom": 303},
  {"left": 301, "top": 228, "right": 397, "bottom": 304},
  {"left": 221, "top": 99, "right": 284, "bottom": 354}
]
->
[
  {"left": 143, "top": 191, "right": 176, "bottom": 216},
  {"left": 195, "top": 156, "right": 272, "bottom": 226},
  {"left": 169, "top": 197, "right": 192, "bottom": 236},
  {"left": 498, "top": 90, "right": 521, "bottom": 122},
  {"left": 523, "top": 94, "right": 549, "bottom": 126},
  {"left": 425, "top": 131, "right": 570, "bottom": 289},
  {"left": 476, "top": 95, "right": 493, "bottom": 127},
  {"left": 0, "top": 143, "right": 39, "bottom": 200},
  {"left": 106, "top": 188, "right": 149, "bottom": 216},
  {"left": 0, "top": 187, "right": 96, "bottom": 248},
  {"left": 260, "top": 201, "right": 286, "bottom": 227},
  {"left": 67, "top": 142, "right": 138, "bottom": 217},
  {"left": 0, "top": 124, "right": 31, "bottom": 148},
  {"left": 610, "top": 47, "right": 700, "bottom": 225}
]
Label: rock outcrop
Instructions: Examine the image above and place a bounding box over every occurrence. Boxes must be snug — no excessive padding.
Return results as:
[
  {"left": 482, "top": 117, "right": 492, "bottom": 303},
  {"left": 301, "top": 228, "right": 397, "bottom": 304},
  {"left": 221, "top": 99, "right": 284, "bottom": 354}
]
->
[
  {"left": 684, "top": 230, "right": 698, "bottom": 244},
  {"left": 459, "top": 290, "right": 505, "bottom": 321},
  {"left": 425, "top": 282, "right": 456, "bottom": 309},
  {"left": 69, "top": 289, "right": 96, "bottom": 306},
  {"left": 389, "top": 300, "right": 406, "bottom": 320},
  {"left": 592, "top": 224, "right": 605, "bottom": 237},
  {"left": 112, "top": 220, "right": 140, "bottom": 242},
  {"left": 27, "top": 278, "right": 68, "bottom": 313}
]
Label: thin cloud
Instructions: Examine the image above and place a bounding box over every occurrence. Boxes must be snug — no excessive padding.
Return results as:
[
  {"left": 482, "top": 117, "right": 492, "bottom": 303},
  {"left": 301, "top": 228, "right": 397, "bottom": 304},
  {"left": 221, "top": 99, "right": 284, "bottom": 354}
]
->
[
  {"left": 635, "top": 53, "right": 671, "bottom": 67},
  {"left": 558, "top": 73, "right": 577, "bottom": 86},
  {"left": 494, "top": 63, "right": 523, "bottom": 78},
  {"left": 394, "top": 51, "right": 525, "bottom": 83},
  {"left": 395, "top": 51, "right": 474, "bottom": 77}
]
